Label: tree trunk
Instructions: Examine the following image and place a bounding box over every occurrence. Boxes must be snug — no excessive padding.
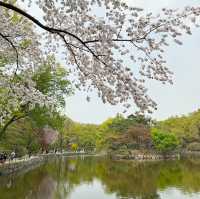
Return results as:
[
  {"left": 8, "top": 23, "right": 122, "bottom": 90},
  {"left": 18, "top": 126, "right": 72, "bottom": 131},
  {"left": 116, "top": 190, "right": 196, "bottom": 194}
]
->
[
  {"left": 59, "top": 132, "right": 63, "bottom": 153},
  {"left": 0, "top": 116, "right": 16, "bottom": 139},
  {"left": 0, "top": 114, "right": 27, "bottom": 139}
]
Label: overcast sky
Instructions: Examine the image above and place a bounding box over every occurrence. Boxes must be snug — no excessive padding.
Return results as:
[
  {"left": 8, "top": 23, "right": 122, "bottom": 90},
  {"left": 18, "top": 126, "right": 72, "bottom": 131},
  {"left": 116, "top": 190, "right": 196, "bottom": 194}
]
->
[{"left": 64, "top": 0, "right": 200, "bottom": 124}]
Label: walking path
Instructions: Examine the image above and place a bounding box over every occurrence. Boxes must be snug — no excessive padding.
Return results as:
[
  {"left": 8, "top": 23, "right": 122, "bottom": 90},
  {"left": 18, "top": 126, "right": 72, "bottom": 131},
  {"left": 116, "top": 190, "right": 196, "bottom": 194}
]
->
[
  {"left": 0, "top": 151, "right": 93, "bottom": 169},
  {"left": 1, "top": 155, "right": 37, "bottom": 166}
]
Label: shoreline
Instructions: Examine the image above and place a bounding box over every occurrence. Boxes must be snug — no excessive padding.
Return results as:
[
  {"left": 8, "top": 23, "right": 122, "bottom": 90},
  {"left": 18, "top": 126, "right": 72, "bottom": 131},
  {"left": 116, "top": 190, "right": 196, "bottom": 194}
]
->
[
  {"left": 1, "top": 151, "right": 200, "bottom": 176},
  {"left": 110, "top": 150, "right": 200, "bottom": 161},
  {"left": 0, "top": 152, "right": 102, "bottom": 176},
  {"left": 111, "top": 153, "right": 180, "bottom": 161},
  {"left": 0, "top": 155, "right": 44, "bottom": 176}
]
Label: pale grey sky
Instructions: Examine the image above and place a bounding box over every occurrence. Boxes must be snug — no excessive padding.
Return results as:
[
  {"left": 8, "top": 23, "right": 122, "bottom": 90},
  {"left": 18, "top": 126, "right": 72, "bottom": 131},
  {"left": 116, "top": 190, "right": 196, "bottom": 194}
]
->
[{"left": 65, "top": 0, "right": 200, "bottom": 124}]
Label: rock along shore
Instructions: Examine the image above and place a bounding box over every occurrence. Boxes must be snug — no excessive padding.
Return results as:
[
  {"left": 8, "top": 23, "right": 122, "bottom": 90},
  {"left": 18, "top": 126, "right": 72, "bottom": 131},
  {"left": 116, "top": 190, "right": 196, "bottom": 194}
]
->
[{"left": 0, "top": 156, "right": 45, "bottom": 176}]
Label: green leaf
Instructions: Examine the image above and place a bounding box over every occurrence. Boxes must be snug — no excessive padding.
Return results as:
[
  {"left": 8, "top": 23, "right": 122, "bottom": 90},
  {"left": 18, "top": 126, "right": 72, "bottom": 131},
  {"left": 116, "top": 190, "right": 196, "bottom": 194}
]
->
[{"left": 19, "top": 39, "right": 32, "bottom": 49}]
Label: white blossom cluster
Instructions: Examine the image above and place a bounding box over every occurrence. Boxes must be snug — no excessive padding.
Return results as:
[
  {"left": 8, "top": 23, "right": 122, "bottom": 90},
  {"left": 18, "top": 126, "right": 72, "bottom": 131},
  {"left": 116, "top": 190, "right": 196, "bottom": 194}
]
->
[
  {"left": 0, "top": 6, "right": 56, "bottom": 125},
  {"left": 1, "top": 0, "right": 200, "bottom": 122},
  {"left": 0, "top": 72, "right": 56, "bottom": 125}
]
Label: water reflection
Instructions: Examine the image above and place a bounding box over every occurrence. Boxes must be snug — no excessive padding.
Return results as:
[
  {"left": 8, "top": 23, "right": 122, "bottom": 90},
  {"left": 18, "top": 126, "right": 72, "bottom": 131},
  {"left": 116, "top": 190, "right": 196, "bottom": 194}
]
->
[{"left": 1, "top": 157, "right": 200, "bottom": 199}]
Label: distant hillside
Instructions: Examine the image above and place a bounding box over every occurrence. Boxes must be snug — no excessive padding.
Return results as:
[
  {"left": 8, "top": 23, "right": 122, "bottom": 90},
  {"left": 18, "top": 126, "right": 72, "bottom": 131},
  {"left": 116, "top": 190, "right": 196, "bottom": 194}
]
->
[{"left": 155, "top": 109, "right": 200, "bottom": 151}]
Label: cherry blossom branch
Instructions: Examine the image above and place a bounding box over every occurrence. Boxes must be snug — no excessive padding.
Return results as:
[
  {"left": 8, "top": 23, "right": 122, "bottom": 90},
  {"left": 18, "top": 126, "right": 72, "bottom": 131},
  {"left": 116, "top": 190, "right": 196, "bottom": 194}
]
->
[
  {"left": 0, "top": 1, "right": 102, "bottom": 61},
  {"left": 67, "top": 43, "right": 107, "bottom": 57},
  {"left": 59, "top": 34, "right": 107, "bottom": 79},
  {"left": 84, "top": 11, "right": 195, "bottom": 45},
  {"left": 1, "top": 0, "right": 200, "bottom": 119},
  {"left": 0, "top": 32, "right": 19, "bottom": 74},
  {"left": 60, "top": 34, "right": 83, "bottom": 72},
  {"left": 0, "top": 1, "right": 195, "bottom": 74}
]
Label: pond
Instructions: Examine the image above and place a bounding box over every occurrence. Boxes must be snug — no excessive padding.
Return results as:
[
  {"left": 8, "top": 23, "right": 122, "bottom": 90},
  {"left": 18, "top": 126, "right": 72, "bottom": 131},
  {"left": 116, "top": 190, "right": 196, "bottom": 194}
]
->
[{"left": 0, "top": 156, "right": 200, "bottom": 199}]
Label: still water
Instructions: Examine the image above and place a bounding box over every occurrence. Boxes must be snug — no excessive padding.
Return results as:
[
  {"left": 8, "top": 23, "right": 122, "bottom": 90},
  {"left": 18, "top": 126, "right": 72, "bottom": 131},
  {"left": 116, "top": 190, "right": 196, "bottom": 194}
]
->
[{"left": 1, "top": 156, "right": 200, "bottom": 199}]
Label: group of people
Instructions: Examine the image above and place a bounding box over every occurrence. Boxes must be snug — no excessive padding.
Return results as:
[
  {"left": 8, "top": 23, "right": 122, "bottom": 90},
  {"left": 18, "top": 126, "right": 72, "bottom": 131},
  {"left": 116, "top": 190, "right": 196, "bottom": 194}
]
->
[
  {"left": 0, "top": 151, "right": 15, "bottom": 164},
  {"left": 0, "top": 153, "right": 7, "bottom": 164}
]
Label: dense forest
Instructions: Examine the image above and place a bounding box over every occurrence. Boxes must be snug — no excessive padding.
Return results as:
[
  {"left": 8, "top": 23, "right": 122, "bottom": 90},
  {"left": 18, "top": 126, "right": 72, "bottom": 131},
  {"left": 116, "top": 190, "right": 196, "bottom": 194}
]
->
[
  {"left": 1, "top": 107, "right": 200, "bottom": 157},
  {"left": 155, "top": 110, "right": 200, "bottom": 152}
]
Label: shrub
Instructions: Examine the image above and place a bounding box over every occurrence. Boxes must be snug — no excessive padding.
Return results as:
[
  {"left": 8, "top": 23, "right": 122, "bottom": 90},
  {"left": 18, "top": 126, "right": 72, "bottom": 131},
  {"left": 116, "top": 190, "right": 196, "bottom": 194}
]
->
[
  {"left": 71, "top": 143, "right": 78, "bottom": 152},
  {"left": 151, "top": 129, "right": 179, "bottom": 154}
]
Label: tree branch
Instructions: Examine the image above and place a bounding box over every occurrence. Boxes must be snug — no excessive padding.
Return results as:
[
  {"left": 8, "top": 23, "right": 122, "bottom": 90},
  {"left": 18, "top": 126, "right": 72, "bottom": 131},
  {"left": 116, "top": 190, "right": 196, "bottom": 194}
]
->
[
  {"left": 0, "top": 114, "right": 27, "bottom": 139},
  {"left": 0, "top": 32, "right": 19, "bottom": 74},
  {"left": 0, "top": 1, "right": 102, "bottom": 61}
]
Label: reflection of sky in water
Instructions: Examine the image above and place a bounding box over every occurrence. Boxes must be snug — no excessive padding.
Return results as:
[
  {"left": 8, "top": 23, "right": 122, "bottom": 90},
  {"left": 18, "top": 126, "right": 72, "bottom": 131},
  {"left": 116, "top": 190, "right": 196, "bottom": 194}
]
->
[
  {"left": 68, "top": 180, "right": 117, "bottom": 199},
  {"left": 159, "top": 188, "right": 200, "bottom": 199},
  {"left": 67, "top": 180, "right": 200, "bottom": 199}
]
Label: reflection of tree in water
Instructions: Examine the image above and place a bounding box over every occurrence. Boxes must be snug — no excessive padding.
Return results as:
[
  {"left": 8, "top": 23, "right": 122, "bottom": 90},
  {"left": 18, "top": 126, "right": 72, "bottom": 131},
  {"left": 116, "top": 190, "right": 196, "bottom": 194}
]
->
[
  {"left": 59, "top": 157, "right": 200, "bottom": 199},
  {"left": 0, "top": 169, "right": 56, "bottom": 199},
  {"left": 157, "top": 159, "right": 200, "bottom": 193},
  {"left": 36, "top": 175, "right": 56, "bottom": 199},
  {"left": 95, "top": 160, "right": 160, "bottom": 199},
  {"left": 1, "top": 157, "right": 200, "bottom": 199},
  {"left": 63, "top": 158, "right": 160, "bottom": 198}
]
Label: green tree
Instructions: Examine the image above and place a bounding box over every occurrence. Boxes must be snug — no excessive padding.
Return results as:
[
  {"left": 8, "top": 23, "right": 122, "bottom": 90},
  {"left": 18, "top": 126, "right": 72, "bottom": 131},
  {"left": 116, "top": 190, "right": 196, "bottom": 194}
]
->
[
  {"left": 0, "top": 118, "right": 40, "bottom": 157},
  {"left": 151, "top": 129, "right": 179, "bottom": 154},
  {"left": 0, "top": 56, "right": 73, "bottom": 138},
  {"left": 155, "top": 109, "right": 200, "bottom": 148}
]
